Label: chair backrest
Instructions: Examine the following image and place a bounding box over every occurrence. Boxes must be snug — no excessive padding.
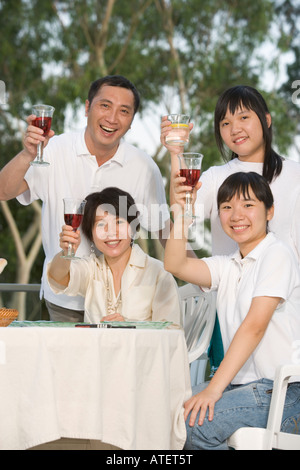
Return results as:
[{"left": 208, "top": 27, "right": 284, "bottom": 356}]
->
[
  {"left": 179, "top": 283, "right": 216, "bottom": 364},
  {"left": 227, "top": 363, "right": 300, "bottom": 450},
  {"left": 265, "top": 364, "right": 300, "bottom": 449}
]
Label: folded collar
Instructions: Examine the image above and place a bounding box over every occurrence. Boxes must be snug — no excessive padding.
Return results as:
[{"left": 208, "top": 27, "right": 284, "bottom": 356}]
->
[
  {"left": 75, "top": 128, "right": 125, "bottom": 166},
  {"left": 128, "top": 244, "right": 147, "bottom": 268},
  {"left": 231, "top": 232, "right": 277, "bottom": 264}
]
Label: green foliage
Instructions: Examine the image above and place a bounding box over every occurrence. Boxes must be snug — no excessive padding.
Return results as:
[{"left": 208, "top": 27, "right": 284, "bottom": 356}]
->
[{"left": 275, "top": 0, "right": 300, "bottom": 133}]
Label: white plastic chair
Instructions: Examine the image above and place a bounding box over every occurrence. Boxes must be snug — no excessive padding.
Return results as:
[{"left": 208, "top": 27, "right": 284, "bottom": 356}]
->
[
  {"left": 179, "top": 283, "right": 216, "bottom": 384},
  {"left": 228, "top": 364, "right": 300, "bottom": 450}
]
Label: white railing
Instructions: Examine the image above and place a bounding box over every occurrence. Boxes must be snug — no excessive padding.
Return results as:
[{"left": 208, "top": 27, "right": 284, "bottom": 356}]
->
[{"left": 0, "top": 284, "right": 42, "bottom": 320}]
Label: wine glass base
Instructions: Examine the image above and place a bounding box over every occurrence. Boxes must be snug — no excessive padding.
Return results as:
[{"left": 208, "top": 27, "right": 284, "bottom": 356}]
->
[
  {"left": 61, "top": 255, "right": 81, "bottom": 260},
  {"left": 30, "top": 160, "right": 50, "bottom": 166}
]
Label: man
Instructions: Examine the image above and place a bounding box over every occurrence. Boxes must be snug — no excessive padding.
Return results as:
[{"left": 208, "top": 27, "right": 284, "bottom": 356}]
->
[{"left": 0, "top": 75, "right": 170, "bottom": 321}]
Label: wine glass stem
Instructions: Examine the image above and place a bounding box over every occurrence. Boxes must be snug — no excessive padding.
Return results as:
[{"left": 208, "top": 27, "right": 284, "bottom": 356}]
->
[
  {"left": 36, "top": 142, "right": 44, "bottom": 162},
  {"left": 185, "top": 191, "right": 193, "bottom": 218},
  {"left": 67, "top": 242, "right": 74, "bottom": 257}
]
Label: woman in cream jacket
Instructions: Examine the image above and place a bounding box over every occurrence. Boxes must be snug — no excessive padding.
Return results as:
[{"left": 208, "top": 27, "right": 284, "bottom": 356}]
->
[{"left": 48, "top": 187, "right": 181, "bottom": 325}]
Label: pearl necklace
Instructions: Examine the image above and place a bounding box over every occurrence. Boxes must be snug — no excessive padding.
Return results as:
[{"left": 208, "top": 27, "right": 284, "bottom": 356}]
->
[{"left": 103, "top": 261, "right": 122, "bottom": 315}]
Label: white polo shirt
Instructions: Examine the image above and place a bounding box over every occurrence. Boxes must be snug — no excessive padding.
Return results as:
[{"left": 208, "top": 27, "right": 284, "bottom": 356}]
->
[
  {"left": 203, "top": 233, "right": 300, "bottom": 384},
  {"left": 197, "top": 158, "right": 300, "bottom": 263},
  {"left": 17, "top": 129, "right": 170, "bottom": 310}
]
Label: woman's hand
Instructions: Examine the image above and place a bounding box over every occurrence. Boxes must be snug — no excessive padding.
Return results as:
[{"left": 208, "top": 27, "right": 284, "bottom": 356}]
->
[
  {"left": 59, "top": 224, "right": 81, "bottom": 256},
  {"left": 184, "top": 384, "right": 222, "bottom": 427},
  {"left": 101, "top": 313, "right": 125, "bottom": 322}
]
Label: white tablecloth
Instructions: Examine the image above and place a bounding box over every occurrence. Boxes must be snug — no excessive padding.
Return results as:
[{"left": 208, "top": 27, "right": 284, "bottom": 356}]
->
[{"left": 0, "top": 326, "right": 191, "bottom": 450}]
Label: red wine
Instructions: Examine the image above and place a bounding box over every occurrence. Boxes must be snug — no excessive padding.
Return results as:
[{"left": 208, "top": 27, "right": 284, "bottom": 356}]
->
[
  {"left": 180, "top": 168, "right": 201, "bottom": 187},
  {"left": 33, "top": 116, "right": 52, "bottom": 136},
  {"left": 64, "top": 213, "right": 83, "bottom": 231}
]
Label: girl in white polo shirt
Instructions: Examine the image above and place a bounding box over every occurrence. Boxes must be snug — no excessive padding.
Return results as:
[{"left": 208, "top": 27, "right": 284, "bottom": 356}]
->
[
  {"left": 162, "top": 85, "right": 300, "bottom": 374},
  {"left": 165, "top": 171, "right": 300, "bottom": 450}
]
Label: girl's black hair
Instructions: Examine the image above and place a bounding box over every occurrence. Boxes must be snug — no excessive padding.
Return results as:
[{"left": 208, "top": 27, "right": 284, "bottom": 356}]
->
[
  {"left": 217, "top": 172, "right": 274, "bottom": 212},
  {"left": 81, "top": 187, "right": 140, "bottom": 242},
  {"left": 214, "top": 85, "right": 282, "bottom": 183}
]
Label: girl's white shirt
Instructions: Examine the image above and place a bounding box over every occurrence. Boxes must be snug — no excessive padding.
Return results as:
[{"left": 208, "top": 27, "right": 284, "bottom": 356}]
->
[{"left": 203, "top": 233, "right": 300, "bottom": 384}]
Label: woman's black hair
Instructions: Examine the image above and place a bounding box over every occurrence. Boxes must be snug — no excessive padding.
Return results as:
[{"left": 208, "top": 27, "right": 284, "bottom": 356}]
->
[
  {"left": 81, "top": 187, "right": 140, "bottom": 242},
  {"left": 214, "top": 85, "right": 282, "bottom": 183},
  {"left": 217, "top": 172, "right": 274, "bottom": 213}
]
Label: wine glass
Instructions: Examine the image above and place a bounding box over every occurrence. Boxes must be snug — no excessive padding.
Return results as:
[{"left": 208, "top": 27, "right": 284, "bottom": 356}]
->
[
  {"left": 30, "top": 104, "right": 55, "bottom": 166},
  {"left": 61, "top": 198, "right": 86, "bottom": 260},
  {"left": 177, "top": 152, "right": 203, "bottom": 223},
  {"left": 165, "top": 114, "right": 190, "bottom": 146}
]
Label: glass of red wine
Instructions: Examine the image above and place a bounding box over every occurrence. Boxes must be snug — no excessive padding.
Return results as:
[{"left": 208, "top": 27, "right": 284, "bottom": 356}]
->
[
  {"left": 177, "top": 152, "right": 203, "bottom": 223},
  {"left": 62, "top": 198, "right": 86, "bottom": 260},
  {"left": 30, "top": 104, "right": 55, "bottom": 166}
]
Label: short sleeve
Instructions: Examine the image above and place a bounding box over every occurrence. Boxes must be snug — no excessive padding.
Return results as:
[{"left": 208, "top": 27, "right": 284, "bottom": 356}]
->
[
  {"left": 253, "top": 244, "right": 299, "bottom": 301},
  {"left": 201, "top": 255, "right": 229, "bottom": 291},
  {"left": 17, "top": 166, "right": 48, "bottom": 205}
]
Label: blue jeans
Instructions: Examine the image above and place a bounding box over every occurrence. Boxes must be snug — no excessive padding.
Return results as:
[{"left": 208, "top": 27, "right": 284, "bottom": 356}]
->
[{"left": 184, "top": 379, "right": 300, "bottom": 450}]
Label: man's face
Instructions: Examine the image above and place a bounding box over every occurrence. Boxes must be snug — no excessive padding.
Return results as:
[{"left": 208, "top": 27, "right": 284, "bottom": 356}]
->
[{"left": 85, "top": 85, "right": 135, "bottom": 154}]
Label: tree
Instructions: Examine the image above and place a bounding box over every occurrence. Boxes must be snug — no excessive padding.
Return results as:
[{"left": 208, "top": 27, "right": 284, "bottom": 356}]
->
[{"left": 275, "top": 0, "right": 300, "bottom": 157}]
